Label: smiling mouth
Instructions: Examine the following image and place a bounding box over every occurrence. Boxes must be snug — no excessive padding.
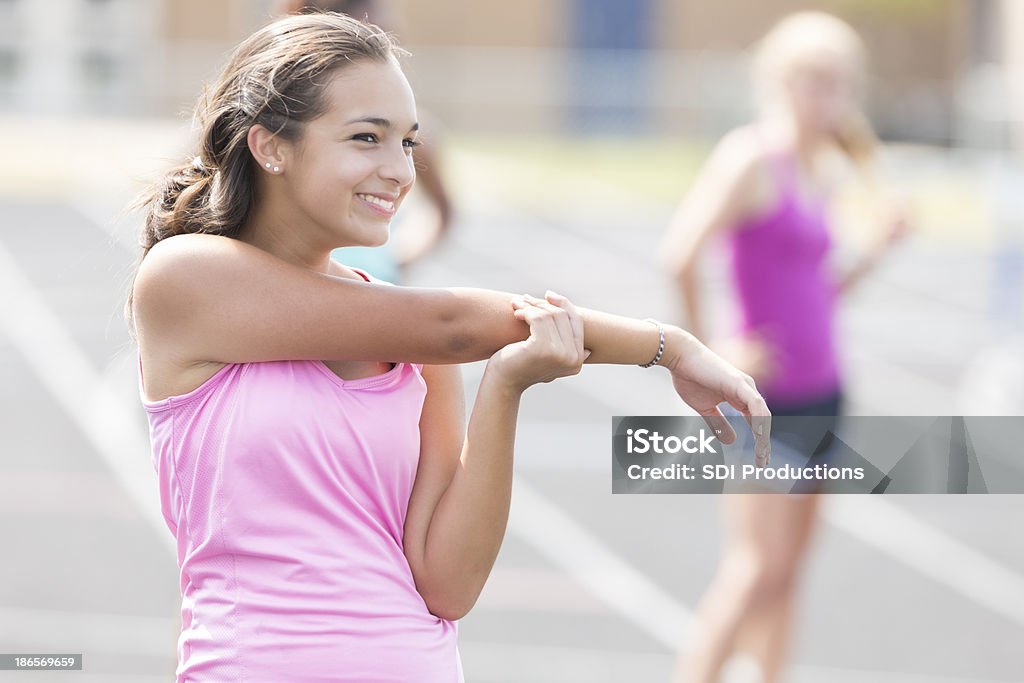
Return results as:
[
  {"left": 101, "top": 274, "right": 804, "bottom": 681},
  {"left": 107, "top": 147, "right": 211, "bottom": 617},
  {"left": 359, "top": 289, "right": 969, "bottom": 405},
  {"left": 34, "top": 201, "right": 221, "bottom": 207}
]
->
[{"left": 356, "top": 193, "right": 396, "bottom": 213}]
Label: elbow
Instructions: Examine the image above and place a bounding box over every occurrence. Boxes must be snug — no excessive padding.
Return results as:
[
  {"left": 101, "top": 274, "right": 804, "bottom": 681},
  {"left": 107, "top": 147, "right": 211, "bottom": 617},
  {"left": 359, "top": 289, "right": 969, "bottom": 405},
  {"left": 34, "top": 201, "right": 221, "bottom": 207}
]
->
[
  {"left": 436, "top": 287, "right": 516, "bottom": 363},
  {"left": 669, "top": 260, "right": 697, "bottom": 288},
  {"left": 420, "top": 584, "right": 481, "bottom": 622},
  {"left": 656, "top": 245, "right": 695, "bottom": 286},
  {"left": 410, "top": 557, "right": 484, "bottom": 621},
  {"left": 423, "top": 288, "right": 478, "bottom": 362},
  {"left": 426, "top": 597, "right": 475, "bottom": 622}
]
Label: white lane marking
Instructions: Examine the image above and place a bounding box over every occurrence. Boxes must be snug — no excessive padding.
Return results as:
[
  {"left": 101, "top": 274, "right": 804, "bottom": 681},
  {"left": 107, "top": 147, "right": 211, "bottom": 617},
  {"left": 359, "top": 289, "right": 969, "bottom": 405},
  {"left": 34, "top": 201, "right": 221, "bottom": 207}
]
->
[
  {"left": 436, "top": 250, "right": 1024, "bottom": 650},
  {"left": 69, "top": 191, "right": 139, "bottom": 254},
  {"left": 507, "top": 476, "right": 694, "bottom": 649},
  {"left": 0, "top": 471, "right": 142, "bottom": 519},
  {"left": 0, "top": 240, "right": 174, "bottom": 555},
  {"left": 823, "top": 496, "right": 1024, "bottom": 628},
  {"left": 464, "top": 311, "right": 1024, "bottom": 631}
]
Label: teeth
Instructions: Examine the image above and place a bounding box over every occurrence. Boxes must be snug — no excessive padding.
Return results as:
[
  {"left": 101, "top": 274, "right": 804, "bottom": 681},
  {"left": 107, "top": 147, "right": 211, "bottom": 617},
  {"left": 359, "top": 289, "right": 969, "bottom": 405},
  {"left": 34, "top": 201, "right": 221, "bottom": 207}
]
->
[{"left": 357, "top": 194, "right": 394, "bottom": 211}]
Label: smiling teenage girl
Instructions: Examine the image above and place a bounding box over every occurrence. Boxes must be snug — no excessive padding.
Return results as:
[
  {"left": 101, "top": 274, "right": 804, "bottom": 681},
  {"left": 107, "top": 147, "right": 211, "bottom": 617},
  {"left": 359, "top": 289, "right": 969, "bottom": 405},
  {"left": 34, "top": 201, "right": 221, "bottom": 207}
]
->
[{"left": 126, "top": 13, "right": 771, "bottom": 682}]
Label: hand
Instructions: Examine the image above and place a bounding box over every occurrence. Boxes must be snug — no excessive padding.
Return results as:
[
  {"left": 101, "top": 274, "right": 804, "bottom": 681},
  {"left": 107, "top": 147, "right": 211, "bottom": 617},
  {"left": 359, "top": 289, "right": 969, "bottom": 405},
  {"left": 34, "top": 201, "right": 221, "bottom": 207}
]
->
[
  {"left": 667, "top": 328, "right": 773, "bottom": 467},
  {"left": 488, "top": 290, "right": 591, "bottom": 394},
  {"left": 712, "top": 329, "right": 781, "bottom": 387},
  {"left": 880, "top": 198, "right": 913, "bottom": 250}
]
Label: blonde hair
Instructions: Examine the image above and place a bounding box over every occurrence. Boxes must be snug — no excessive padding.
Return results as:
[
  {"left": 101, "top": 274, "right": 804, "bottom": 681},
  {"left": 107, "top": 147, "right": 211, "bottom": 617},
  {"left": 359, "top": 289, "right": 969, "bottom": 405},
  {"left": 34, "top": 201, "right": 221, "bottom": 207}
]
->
[{"left": 753, "top": 11, "right": 877, "bottom": 170}]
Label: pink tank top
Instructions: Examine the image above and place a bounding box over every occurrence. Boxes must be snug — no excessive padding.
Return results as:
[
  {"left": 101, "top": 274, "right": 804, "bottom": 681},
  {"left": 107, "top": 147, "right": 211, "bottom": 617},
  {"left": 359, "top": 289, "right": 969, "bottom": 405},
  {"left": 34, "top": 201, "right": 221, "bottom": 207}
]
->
[
  {"left": 138, "top": 266, "right": 463, "bottom": 682},
  {"left": 725, "top": 143, "right": 842, "bottom": 406}
]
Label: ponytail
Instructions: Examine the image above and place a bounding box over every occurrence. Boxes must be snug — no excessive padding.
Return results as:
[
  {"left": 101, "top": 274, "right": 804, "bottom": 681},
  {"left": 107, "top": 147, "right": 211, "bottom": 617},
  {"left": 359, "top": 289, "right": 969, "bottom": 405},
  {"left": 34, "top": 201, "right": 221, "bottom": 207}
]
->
[{"left": 834, "top": 108, "right": 880, "bottom": 190}]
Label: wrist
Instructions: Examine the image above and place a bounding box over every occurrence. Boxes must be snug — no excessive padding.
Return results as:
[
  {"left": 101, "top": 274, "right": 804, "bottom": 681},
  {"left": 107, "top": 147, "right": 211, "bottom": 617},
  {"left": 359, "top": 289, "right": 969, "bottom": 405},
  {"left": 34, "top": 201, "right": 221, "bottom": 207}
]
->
[
  {"left": 661, "top": 324, "right": 698, "bottom": 373},
  {"left": 481, "top": 362, "right": 528, "bottom": 399}
]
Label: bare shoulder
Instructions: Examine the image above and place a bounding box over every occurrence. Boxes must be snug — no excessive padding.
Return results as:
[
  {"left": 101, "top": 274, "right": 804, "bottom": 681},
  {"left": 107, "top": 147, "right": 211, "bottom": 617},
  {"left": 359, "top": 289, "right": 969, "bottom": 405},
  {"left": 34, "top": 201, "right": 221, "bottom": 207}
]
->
[
  {"left": 134, "top": 233, "right": 250, "bottom": 318},
  {"left": 708, "top": 125, "right": 773, "bottom": 180},
  {"left": 708, "top": 125, "right": 777, "bottom": 225},
  {"left": 133, "top": 237, "right": 223, "bottom": 403},
  {"left": 133, "top": 234, "right": 279, "bottom": 403},
  {"left": 135, "top": 232, "right": 263, "bottom": 291}
]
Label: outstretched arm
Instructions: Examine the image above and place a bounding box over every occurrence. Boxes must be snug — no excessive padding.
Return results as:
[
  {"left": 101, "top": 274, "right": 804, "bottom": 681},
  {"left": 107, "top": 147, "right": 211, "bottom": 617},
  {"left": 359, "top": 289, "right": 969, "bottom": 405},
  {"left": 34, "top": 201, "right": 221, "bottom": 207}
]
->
[
  {"left": 136, "top": 232, "right": 704, "bottom": 371},
  {"left": 135, "top": 233, "right": 770, "bottom": 456}
]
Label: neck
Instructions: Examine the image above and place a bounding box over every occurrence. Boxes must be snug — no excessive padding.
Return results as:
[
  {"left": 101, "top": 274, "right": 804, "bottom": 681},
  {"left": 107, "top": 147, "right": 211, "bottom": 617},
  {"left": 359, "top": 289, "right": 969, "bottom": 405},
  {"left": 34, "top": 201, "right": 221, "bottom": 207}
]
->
[
  {"left": 238, "top": 198, "right": 333, "bottom": 274},
  {"left": 762, "top": 111, "right": 826, "bottom": 168}
]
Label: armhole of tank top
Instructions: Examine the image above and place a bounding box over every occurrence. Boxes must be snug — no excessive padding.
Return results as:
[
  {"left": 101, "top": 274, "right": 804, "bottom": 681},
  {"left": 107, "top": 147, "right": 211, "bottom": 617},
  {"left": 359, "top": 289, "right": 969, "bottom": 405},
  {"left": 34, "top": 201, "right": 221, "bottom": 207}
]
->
[
  {"left": 728, "top": 126, "right": 785, "bottom": 235},
  {"left": 141, "top": 360, "right": 243, "bottom": 412}
]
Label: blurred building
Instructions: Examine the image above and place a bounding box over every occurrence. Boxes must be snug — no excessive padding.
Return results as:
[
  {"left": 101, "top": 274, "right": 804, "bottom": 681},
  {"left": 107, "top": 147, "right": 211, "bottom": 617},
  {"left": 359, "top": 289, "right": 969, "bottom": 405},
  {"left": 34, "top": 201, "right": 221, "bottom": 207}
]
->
[
  {"left": 395, "top": 0, "right": 1001, "bottom": 145},
  {"left": 0, "top": 0, "right": 1016, "bottom": 147},
  {"left": 0, "top": 0, "right": 274, "bottom": 117}
]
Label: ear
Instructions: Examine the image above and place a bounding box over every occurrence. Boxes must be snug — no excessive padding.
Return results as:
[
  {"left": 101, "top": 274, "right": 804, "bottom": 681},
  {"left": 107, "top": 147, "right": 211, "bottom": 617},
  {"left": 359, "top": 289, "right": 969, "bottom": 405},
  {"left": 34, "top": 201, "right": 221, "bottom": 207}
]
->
[{"left": 247, "top": 124, "right": 288, "bottom": 175}]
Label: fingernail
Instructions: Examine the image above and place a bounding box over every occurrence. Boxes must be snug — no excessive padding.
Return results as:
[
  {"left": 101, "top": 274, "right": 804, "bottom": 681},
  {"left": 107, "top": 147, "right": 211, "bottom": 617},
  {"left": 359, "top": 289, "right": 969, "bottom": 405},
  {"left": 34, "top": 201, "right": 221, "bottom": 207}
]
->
[
  {"left": 546, "top": 289, "right": 562, "bottom": 299},
  {"left": 756, "top": 423, "right": 764, "bottom": 436}
]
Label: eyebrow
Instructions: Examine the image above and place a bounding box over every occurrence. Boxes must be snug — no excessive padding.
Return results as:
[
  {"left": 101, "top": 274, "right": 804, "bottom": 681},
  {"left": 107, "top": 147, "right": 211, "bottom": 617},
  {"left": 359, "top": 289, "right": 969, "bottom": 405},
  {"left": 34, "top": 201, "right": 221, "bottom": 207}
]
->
[{"left": 345, "top": 116, "right": 419, "bottom": 132}]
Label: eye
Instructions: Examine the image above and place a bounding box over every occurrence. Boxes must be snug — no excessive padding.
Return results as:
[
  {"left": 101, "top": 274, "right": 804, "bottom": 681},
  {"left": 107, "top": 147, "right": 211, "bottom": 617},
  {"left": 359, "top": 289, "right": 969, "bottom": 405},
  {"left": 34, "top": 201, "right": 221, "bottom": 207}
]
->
[
  {"left": 403, "top": 138, "right": 421, "bottom": 150},
  {"left": 353, "top": 133, "right": 378, "bottom": 143}
]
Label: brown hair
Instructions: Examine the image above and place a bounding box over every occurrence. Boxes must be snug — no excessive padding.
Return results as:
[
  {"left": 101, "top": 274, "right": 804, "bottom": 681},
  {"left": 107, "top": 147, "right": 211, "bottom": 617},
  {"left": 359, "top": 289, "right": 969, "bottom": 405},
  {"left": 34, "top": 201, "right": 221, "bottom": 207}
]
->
[
  {"left": 289, "top": 1, "right": 376, "bottom": 18},
  {"left": 123, "top": 12, "right": 402, "bottom": 338}
]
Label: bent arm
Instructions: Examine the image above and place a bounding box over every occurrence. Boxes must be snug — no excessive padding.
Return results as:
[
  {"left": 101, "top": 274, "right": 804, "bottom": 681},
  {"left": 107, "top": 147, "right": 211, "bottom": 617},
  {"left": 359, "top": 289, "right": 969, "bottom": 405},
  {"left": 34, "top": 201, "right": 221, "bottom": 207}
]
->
[
  {"left": 657, "top": 130, "right": 765, "bottom": 343},
  {"left": 403, "top": 363, "right": 522, "bottom": 621},
  {"left": 133, "top": 233, "right": 683, "bottom": 369}
]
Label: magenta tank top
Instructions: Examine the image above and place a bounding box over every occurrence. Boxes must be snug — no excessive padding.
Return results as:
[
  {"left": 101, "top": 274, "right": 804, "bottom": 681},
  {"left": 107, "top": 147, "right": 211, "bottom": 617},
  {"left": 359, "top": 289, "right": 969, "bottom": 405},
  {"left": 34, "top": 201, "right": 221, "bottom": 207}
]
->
[
  {"left": 725, "top": 145, "right": 841, "bottom": 406},
  {"left": 137, "top": 266, "right": 463, "bottom": 682}
]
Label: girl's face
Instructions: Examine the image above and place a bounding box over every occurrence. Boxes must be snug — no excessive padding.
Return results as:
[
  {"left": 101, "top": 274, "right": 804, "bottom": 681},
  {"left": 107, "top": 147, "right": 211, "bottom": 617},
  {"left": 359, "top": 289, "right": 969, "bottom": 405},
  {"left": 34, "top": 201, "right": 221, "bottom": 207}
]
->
[
  {"left": 782, "top": 55, "right": 860, "bottom": 139},
  {"left": 282, "top": 58, "right": 418, "bottom": 249}
]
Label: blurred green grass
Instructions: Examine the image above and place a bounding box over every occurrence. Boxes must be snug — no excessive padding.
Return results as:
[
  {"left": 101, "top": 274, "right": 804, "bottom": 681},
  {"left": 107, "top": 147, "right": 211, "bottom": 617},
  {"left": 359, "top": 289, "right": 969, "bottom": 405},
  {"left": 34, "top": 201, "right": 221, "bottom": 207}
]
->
[
  {"left": 447, "top": 134, "right": 995, "bottom": 248},
  {"left": 450, "top": 134, "right": 709, "bottom": 203}
]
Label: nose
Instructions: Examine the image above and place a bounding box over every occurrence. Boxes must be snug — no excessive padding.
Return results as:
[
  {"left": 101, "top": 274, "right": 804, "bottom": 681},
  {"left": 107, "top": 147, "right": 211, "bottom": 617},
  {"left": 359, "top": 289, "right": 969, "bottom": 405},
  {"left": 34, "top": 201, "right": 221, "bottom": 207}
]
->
[{"left": 379, "top": 141, "right": 416, "bottom": 189}]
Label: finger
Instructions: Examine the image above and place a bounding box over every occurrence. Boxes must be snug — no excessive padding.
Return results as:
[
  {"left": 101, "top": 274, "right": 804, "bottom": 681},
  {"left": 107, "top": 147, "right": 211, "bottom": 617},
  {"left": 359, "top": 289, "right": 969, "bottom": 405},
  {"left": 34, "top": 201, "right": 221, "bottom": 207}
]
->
[
  {"left": 522, "top": 293, "right": 572, "bottom": 347},
  {"left": 697, "top": 405, "right": 736, "bottom": 445},
  {"left": 724, "top": 383, "right": 771, "bottom": 467},
  {"left": 513, "top": 302, "right": 562, "bottom": 344},
  {"left": 539, "top": 292, "right": 580, "bottom": 358},
  {"left": 546, "top": 290, "right": 586, "bottom": 359},
  {"left": 734, "top": 383, "right": 772, "bottom": 467}
]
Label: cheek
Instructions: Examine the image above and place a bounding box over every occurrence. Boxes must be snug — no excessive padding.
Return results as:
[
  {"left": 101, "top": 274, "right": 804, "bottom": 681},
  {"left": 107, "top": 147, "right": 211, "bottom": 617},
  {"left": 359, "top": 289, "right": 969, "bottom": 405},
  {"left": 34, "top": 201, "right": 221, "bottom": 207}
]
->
[{"left": 301, "top": 159, "right": 369, "bottom": 197}]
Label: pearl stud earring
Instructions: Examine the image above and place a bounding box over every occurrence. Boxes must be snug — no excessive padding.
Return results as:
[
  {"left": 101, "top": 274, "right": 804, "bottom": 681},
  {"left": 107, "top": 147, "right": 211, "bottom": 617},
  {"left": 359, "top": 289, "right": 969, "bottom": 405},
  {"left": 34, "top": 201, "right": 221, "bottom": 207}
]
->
[
  {"left": 273, "top": 166, "right": 280, "bottom": 173},
  {"left": 264, "top": 162, "right": 271, "bottom": 168}
]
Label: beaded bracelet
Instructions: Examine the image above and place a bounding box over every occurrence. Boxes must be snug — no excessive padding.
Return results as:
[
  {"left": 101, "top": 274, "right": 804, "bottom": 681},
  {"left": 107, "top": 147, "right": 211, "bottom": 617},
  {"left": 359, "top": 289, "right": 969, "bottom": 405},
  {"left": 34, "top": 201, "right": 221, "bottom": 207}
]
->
[{"left": 639, "top": 318, "right": 665, "bottom": 368}]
